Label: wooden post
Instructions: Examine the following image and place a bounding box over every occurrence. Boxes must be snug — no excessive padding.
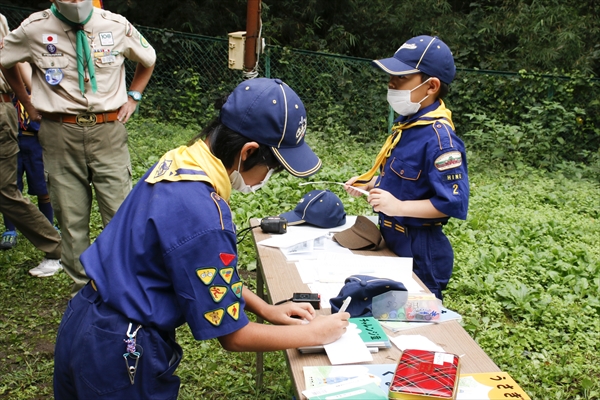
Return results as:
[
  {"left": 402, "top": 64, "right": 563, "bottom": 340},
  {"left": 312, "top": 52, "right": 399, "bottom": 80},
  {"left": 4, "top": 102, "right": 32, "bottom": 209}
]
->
[{"left": 244, "top": 0, "right": 261, "bottom": 73}]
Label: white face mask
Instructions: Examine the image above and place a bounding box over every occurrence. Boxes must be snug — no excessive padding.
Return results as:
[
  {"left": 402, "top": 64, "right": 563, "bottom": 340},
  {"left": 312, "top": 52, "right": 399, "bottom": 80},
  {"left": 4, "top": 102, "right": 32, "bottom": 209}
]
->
[
  {"left": 56, "top": 0, "right": 94, "bottom": 24},
  {"left": 387, "top": 78, "right": 431, "bottom": 116},
  {"left": 229, "top": 156, "right": 275, "bottom": 194}
]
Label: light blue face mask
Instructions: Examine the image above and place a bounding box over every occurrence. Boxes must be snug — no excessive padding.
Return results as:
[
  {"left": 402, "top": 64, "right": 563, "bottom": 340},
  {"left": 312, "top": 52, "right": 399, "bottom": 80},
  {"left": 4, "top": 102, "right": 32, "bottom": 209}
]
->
[{"left": 229, "top": 156, "right": 275, "bottom": 194}]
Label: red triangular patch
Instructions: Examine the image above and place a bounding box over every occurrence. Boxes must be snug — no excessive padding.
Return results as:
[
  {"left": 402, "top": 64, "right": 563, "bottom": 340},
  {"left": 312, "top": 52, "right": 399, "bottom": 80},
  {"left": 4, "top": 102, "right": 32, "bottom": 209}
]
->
[{"left": 219, "top": 253, "right": 236, "bottom": 266}]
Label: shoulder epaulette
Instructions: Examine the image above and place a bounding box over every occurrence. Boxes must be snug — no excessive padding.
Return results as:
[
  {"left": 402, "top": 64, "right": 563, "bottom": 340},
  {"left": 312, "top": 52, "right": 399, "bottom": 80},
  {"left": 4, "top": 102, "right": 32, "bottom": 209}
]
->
[
  {"left": 432, "top": 120, "right": 455, "bottom": 150},
  {"left": 21, "top": 10, "right": 50, "bottom": 27},
  {"left": 100, "top": 9, "right": 127, "bottom": 26}
]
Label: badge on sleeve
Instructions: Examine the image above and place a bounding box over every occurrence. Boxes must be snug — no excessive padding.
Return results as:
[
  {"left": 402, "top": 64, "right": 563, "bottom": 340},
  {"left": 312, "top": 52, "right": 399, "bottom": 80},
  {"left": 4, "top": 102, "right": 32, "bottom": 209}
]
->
[
  {"left": 435, "top": 151, "right": 463, "bottom": 171},
  {"left": 231, "top": 281, "right": 243, "bottom": 298},
  {"left": 219, "top": 253, "right": 236, "bottom": 266},
  {"left": 42, "top": 34, "right": 58, "bottom": 44},
  {"left": 204, "top": 309, "right": 224, "bottom": 326},
  {"left": 209, "top": 285, "right": 228, "bottom": 303},
  {"left": 45, "top": 68, "right": 63, "bottom": 85},
  {"left": 445, "top": 173, "right": 463, "bottom": 182},
  {"left": 196, "top": 268, "right": 217, "bottom": 285},
  {"left": 219, "top": 267, "right": 234, "bottom": 284},
  {"left": 227, "top": 302, "right": 240, "bottom": 320}
]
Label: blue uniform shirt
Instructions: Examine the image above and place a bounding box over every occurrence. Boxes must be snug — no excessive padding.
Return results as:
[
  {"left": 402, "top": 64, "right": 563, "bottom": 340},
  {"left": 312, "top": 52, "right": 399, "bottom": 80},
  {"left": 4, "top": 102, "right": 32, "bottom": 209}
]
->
[
  {"left": 375, "top": 100, "right": 469, "bottom": 226},
  {"left": 81, "top": 168, "right": 249, "bottom": 340}
]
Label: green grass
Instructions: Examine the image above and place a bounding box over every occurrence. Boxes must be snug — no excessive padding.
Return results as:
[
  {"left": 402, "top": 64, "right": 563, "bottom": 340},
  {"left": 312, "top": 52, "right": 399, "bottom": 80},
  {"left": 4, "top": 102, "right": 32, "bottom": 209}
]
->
[{"left": 0, "top": 118, "right": 598, "bottom": 399}]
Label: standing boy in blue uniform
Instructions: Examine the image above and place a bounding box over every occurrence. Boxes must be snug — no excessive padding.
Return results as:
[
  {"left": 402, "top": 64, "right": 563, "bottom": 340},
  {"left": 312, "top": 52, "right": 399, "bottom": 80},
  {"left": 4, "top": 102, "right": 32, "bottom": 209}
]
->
[{"left": 345, "top": 35, "right": 469, "bottom": 300}]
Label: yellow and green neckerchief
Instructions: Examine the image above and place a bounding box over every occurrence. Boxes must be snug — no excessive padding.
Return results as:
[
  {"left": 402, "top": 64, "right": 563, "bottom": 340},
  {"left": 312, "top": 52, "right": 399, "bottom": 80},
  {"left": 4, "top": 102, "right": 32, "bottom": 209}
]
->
[
  {"left": 354, "top": 100, "right": 455, "bottom": 186},
  {"left": 145, "top": 140, "right": 232, "bottom": 202}
]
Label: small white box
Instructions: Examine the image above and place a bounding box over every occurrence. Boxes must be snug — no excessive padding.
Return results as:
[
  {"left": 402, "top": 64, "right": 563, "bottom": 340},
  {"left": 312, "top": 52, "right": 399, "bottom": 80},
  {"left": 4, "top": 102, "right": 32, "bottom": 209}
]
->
[{"left": 228, "top": 31, "right": 246, "bottom": 70}]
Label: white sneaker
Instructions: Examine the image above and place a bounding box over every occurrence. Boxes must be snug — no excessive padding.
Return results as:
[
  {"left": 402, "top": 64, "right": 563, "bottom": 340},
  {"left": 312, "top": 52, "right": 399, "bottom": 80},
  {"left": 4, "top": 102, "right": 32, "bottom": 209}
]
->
[{"left": 29, "top": 258, "right": 62, "bottom": 277}]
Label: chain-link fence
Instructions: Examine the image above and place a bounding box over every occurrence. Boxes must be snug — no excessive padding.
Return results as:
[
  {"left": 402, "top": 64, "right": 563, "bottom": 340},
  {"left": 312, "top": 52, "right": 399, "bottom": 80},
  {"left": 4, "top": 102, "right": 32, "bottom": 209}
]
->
[
  {"left": 2, "top": 4, "right": 598, "bottom": 162},
  {"left": 0, "top": 4, "right": 390, "bottom": 134}
]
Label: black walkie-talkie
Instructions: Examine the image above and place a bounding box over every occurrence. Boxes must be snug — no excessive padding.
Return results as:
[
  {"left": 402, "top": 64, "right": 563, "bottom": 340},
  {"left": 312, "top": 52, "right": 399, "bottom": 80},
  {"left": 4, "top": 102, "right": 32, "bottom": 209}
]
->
[{"left": 260, "top": 216, "right": 287, "bottom": 234}]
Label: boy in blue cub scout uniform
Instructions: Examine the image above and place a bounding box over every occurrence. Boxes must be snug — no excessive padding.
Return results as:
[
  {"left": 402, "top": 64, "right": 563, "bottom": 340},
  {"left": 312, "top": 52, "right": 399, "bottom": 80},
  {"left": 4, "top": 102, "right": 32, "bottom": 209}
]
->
[
  {"left": 53, "top": 78, "right": 350, "bottom": 399},
  {"left": 345, "top": 35, "right": 469, "bottom": 300}
]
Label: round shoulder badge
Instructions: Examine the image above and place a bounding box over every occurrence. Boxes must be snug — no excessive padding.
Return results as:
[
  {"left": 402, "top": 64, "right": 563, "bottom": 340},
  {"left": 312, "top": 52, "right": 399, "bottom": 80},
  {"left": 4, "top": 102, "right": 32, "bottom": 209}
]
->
[
  {"left": 45, "top": 68, "right": 63, "bottom": 85},
  {"left": 140, "top": 35, "right": 149, "bottom": 48}
]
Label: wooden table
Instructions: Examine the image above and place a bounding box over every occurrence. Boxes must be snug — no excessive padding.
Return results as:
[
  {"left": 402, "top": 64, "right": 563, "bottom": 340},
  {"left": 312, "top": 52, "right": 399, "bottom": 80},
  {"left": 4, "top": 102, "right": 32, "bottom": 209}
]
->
[{"left": 250, "top": 219, "right": 500, "bottom": 399}]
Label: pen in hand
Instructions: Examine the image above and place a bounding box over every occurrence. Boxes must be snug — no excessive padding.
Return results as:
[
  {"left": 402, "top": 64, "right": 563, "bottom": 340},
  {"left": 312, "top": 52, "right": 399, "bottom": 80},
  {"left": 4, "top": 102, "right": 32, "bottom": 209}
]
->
[{"left": 338, "top": 296, "right": 352, "bottom": 313}]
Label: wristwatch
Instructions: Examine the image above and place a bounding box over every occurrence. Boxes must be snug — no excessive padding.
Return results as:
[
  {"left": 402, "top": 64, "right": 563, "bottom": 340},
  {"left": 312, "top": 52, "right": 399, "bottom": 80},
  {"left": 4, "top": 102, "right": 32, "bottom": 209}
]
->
[{"left": 127, "top": 90, "right": 142, "bottom": 101}]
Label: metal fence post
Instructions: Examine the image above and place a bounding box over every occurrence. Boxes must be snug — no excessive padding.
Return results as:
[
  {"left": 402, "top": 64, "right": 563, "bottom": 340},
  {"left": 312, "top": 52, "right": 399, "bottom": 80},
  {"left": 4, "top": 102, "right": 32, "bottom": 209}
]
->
[{"left": 265, "top": 47, "right": 271, "bottom": 79}]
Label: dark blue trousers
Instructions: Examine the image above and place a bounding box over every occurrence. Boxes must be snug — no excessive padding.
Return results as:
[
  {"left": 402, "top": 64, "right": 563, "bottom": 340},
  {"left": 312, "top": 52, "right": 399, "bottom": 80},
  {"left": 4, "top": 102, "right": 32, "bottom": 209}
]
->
[
  {"left": 54, "top": 283, "right": 183, "bottom": 399},
  {"left": 381, "top": 221, "right": 454, "bottom": 300},
  {"left": 17, "top": 134, "right": 47, "bottom": 195}
]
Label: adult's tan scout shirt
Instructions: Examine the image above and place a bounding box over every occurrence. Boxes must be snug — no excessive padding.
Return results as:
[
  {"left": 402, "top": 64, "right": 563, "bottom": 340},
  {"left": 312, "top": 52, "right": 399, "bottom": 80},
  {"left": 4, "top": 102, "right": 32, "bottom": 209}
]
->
[
  {"left": 0, "top": 8, "right": 156, "bottom": 114},
  {"left": 0, "top": 14, "right": 12, "bottom": 95}
]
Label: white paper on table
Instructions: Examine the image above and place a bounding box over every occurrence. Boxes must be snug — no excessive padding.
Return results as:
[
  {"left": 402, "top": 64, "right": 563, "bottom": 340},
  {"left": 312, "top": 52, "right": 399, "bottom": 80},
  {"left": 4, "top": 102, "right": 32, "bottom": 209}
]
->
[
  {"left": 323, "top": 323, "right": 373, "bottom": 365},
  {"left": 280, "top": 238, "right": 316, "bottom": 259},
  {"left": 258, "top": 230, "right": 326, "bottom": 249},
  {"left": 258, "top": 216, "right": 379, "bottom": 250},
  {"left": 380, "top": 320, "right": 434, "bottom": 332},
  {"left": 302, "top": 375, "right": 381, "bottom": 399},
  {"left": 258, "top": 217, "right": 354, "bottom": 251},
  {"left": 286, "top": 216, "right": 379, "bottom": 236},
  {"left": 389, "top": 334, "right": 445, "bottom": 352},
  {"left": 281, "top": 236, "right": 353, "bottom": 262},
  {"left": 296, "top": 262, "right": 319, "bottom": 284},
  {"left": 456, "top": 376, "right": 496, "bottom": 399},
  {"left": 307, "top": 282, "right": 346, "bottom": 309},
  {"left": 298, "top": 253, "right": 423, "bottom": 307}
]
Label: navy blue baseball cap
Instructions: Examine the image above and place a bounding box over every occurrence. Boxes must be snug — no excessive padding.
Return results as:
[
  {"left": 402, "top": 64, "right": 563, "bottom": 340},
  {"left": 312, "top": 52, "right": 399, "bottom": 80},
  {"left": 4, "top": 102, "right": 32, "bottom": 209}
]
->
[
  {"left": 280, "top": 189, "right": 346, "bottom": 228},
  {"left": 220, "top": 78, "right": 321, "bottom": 177},
  {"left": 372, "top": 35, "right": 456, "bottom": 84}
]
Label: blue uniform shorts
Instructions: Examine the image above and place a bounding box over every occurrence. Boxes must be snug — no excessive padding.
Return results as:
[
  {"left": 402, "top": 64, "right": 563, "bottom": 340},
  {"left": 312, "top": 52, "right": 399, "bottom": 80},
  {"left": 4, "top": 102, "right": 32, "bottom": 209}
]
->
[
  {"left": 17, "top": 134, "right": 48, "bottom": 196},
  {"left": 380, "top": 218, "right": 454, "bottom": 300},
  {"left": 54, "top": 283, "right": 183, "bottom": 400}
]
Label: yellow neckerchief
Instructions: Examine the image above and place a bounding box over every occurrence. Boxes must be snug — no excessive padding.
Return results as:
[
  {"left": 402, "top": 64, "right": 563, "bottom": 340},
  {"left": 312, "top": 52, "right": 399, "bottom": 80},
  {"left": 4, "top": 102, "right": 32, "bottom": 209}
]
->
[
  {"left": 354, "top": 100, "right": 455, "bottom": 186},
  {"left": 145, "top": 140, "right": 232, "bottom": 201}
]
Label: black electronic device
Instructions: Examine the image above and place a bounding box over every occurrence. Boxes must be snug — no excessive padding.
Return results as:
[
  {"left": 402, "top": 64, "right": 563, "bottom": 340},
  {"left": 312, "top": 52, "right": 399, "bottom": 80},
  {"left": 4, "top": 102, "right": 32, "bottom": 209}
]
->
[
  {"left": 260, "top": 216, "right": 287, "bottom": 234},
  {"left": 292, "top": 292, "right": 321, "bottom": 310}
]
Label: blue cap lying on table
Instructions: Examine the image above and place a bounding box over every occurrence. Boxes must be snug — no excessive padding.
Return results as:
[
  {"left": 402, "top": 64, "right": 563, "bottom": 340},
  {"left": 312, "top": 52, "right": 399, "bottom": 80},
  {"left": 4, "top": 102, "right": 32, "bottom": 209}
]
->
[
  {"left": 280, "top": 189, "right": 346, "bottom": 229},
  {"left": 330, "top": 275, "right": 406, "bottom": 317}
]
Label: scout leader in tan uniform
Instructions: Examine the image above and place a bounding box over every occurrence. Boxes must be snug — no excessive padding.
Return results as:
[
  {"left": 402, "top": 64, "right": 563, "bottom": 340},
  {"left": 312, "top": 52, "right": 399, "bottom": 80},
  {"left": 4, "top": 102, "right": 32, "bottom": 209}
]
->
[
  {"left": 0, "top": 0, "right": 156, "bottom": 294},
  {"left": 0, "top": 13, "right": 63, "bottom": 276}
]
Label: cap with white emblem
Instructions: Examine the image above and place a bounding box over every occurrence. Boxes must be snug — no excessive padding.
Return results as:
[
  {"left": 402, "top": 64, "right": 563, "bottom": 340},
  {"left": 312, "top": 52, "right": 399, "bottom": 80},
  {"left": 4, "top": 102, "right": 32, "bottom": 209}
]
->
[
  {"left": 372, "top": 35, "right": 456, "bottom": 84},
  {"left": 220, "top": 78, "right": 321, "bottom": 177}
]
